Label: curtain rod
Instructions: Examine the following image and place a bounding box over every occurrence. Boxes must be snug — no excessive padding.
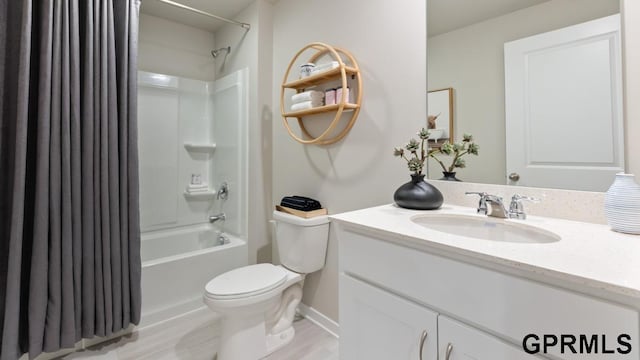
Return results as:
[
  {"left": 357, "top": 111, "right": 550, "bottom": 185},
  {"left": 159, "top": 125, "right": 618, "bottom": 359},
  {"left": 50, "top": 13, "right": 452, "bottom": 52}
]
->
[{"left": 156, "top": 0, "right": 251, "bottom": 30}]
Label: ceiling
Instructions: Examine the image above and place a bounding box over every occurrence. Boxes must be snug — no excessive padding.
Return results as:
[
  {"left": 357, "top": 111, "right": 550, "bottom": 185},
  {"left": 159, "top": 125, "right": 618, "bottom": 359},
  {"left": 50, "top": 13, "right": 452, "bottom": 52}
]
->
[
  {"left": 428, "top": 0, "right": 551, "bottom": 37},
  {"left": 141, "top": 0, "right": 257, "bottom": 32}
]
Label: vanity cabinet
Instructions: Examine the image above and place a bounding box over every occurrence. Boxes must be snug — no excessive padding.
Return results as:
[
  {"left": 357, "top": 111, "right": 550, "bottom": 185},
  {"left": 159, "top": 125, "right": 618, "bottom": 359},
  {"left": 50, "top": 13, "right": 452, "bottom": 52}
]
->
[
  {"left": 340, "top": 273, "right": 537, "bottom": 360},
  {"left": 337, "top": 226, "right": 640, "bottom": 360},
  {"left": 340, "top": 274, "right": 438, "bottom": 360}
]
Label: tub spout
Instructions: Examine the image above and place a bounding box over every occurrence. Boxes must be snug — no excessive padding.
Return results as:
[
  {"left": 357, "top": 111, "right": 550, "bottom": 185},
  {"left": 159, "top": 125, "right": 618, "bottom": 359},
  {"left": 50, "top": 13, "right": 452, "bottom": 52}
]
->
[{"left": 209, "top": 213, "right": 226, "bottom": 223}]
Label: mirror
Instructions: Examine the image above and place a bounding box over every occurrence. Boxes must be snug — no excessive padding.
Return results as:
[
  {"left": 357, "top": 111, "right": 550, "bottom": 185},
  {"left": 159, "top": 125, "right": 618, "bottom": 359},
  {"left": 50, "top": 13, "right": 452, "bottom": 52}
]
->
[{"left": 426, "top": 0, "right": 623, "bottom": 192}]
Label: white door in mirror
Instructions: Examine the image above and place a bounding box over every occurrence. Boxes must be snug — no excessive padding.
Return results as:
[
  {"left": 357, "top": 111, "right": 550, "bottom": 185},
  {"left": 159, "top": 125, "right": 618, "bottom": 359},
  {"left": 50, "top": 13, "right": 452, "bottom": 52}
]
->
[{"left": 504, "top": 14, "right": 624, "bottom": 192}]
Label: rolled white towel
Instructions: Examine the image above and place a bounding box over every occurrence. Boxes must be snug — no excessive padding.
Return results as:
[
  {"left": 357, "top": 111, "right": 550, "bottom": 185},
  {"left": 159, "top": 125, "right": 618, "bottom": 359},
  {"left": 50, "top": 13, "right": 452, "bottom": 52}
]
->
[
  {"left": 291, "top": 90, "right": 324, "bottom": 104},
  {"left": 291, "top": 101, "right": 321, "bottom": 112},
  {"left": 312, "top": 61, "right": 339, "bottom": 75}
]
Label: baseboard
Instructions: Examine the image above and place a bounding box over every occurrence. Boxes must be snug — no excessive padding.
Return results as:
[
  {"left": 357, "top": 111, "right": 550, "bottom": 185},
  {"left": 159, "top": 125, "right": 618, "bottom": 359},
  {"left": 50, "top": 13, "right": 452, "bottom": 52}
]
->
[{"left": 297, "top": 303, "right": 340, "bottom": 338}]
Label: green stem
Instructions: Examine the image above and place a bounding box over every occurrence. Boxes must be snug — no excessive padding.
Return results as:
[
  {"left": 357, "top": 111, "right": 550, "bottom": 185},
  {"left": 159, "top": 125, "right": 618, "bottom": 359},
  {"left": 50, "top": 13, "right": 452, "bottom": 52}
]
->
[
  {"left": 448, "top": 150, "right": 469, "bottom": 172},
  {"left": 430, "top": 154, "right": 448, "bottom": 172}
]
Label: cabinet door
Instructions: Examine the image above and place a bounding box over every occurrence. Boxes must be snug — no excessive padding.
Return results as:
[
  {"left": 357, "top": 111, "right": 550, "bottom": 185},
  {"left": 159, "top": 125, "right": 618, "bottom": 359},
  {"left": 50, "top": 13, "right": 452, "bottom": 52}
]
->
[
  {"left": 339, "top": 274, "right": 438, "bottom": 360},
  {"left": 438, "top": 315, "right": 540, "bottom": 360}
]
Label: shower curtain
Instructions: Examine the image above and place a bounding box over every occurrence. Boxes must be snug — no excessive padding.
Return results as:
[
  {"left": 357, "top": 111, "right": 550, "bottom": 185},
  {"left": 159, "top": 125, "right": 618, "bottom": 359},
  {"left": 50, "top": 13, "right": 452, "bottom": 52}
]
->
[{"left": 0, "top": 1, "right": 142, "bottom": 359}]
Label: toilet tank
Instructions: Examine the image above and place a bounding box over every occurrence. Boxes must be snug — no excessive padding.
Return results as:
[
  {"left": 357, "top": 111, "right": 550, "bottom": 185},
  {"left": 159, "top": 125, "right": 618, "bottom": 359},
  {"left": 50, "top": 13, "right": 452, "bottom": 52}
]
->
[{"left": 273, "top": 211, "right": 330, "bottom": 274}]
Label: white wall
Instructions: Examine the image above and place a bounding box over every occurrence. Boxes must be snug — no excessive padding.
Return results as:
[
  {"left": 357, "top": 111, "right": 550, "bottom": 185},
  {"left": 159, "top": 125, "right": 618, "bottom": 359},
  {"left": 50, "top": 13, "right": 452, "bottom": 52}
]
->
[
  {"left": 623, "top": 0, "right": 640, "bottom": 175},
  {"left": 214, "top": 0, "right": 274, "bottom": 264},
  {"left": 272, "top": 0, "right": 427, "bottom": 321},
  {"left": 427, "top": 0, "right": 619, "bottom": 184},
  {"left": 139, "top": 14, "right": 216, "bottom": 81}
]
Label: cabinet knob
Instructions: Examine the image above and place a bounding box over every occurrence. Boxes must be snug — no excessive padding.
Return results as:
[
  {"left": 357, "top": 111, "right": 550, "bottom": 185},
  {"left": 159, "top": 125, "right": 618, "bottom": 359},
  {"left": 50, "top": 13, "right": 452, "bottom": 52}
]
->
[
  {"left": 418, "top": 330, "right": 428, "bottom": 360},
  {"left": 445, "top": 343, "right": 453, "bottom": 360}
]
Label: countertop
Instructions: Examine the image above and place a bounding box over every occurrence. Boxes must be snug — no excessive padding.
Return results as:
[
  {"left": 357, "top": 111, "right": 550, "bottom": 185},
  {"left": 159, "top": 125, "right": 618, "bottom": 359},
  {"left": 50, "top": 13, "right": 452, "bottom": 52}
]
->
[{"left": 330, "top": 204, "right": 640, "bottom": 302}]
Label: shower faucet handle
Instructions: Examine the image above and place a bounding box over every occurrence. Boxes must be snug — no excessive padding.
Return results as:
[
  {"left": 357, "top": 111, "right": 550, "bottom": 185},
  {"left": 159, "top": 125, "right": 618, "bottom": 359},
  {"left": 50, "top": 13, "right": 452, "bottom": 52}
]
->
[{"left": 217, "top": 182, "right": 229, "bottom": 200}]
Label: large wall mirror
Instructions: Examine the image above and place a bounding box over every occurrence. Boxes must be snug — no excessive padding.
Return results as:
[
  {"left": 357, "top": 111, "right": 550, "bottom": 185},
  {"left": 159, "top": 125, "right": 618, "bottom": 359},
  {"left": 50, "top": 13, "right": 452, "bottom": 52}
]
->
[{"left": 426, "top": 0, "right": 624, "bottom": 192}]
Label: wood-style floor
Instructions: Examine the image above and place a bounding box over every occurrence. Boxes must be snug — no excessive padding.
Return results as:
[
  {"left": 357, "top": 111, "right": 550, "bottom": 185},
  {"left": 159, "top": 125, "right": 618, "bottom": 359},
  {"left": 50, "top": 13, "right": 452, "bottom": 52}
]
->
[{"left": 58, "top": 309, "right": 339, "bottom": 360}]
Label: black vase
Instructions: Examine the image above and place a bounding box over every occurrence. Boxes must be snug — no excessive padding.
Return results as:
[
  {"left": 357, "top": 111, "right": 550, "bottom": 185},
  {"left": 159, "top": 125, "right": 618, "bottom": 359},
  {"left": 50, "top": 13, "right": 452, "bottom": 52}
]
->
[
  {"left": 394, "top": 174, "right": 444, "bottom": 210},
  {"left": 440, "top": 171, "right": 462, "bottom": 181}
]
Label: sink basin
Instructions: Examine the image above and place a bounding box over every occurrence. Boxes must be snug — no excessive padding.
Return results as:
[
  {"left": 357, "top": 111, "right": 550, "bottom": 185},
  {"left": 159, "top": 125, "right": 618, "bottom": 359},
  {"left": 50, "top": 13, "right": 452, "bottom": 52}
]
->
[{"left": 411, "top": 214, "right": 560, "bottom": 243}]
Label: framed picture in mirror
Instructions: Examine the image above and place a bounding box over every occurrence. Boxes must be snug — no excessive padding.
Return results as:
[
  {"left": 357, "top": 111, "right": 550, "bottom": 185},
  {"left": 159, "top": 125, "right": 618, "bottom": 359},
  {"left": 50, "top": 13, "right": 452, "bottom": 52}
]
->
[{"left": 427, "top": 87, "right": 454, "bottom": 148}]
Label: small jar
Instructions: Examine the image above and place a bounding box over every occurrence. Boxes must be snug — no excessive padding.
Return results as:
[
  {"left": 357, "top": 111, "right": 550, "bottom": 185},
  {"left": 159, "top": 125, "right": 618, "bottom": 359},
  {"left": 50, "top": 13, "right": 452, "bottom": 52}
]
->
[
  {"left": 336, "top": 87, "right": 351, "bottom": 104},
  {"left": 325, "top": 88, "right": 336, "bottom": 105},
  {"left": 299, "top": 63, "right": 315, "bottom": 78}
]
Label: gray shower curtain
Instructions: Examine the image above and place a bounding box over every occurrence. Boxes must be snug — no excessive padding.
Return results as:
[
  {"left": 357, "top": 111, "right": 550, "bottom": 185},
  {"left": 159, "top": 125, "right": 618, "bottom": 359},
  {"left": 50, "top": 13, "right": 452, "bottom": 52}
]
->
[{"left": 0, "top": 1, "right": 142, "bottom": 359}]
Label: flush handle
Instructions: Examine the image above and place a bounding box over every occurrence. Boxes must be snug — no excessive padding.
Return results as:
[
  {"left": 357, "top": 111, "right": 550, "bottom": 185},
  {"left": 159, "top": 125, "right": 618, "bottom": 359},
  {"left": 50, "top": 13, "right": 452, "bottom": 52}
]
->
[{"left": 418, "top": 330, "right": 428, "bottom": 360}]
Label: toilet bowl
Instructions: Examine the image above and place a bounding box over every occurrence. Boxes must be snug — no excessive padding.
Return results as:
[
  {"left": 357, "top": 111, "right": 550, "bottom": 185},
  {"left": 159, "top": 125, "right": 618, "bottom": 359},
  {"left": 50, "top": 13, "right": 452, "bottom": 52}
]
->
[{"left": 203, "top": 211, "right": 330, "bottom": 360}]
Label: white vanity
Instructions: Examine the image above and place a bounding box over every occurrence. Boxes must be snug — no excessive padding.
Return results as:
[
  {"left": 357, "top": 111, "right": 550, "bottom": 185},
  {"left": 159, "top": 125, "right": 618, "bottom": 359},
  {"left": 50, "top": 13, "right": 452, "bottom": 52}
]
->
[{"left": 331, "top": 204, "right": 640, "bottom": 360}]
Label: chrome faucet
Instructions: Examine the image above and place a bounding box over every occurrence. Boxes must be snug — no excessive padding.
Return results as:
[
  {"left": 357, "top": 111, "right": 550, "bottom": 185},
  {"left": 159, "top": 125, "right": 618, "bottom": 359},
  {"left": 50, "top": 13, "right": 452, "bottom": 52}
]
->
[
  {"left": 483, "top": 194, "right": 510, "bottom": 218},
  {"left": 209, "top": 213, "right": 226, "bottom": 223},
  {"left": 508, "top": 194, "right": 539, "bottom": 220},
  {"left": 466, "top": 192, "right": 539, "bottom": 219}
]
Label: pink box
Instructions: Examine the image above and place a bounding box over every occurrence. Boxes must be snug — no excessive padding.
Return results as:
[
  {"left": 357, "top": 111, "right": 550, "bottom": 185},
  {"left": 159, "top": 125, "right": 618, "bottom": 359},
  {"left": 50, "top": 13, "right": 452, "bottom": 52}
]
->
[
  {"left": 325, "top": 88, "right": 336, "bottom": 105},
  {"left": 336, "top": 87, "right": 350, "bottom": 104}
]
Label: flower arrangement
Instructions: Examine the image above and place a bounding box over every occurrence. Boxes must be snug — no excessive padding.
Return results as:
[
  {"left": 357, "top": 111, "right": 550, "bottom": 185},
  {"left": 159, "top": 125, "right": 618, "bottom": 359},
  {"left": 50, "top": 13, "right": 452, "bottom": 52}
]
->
[
  {"left": 393, "top": 128, "right": 431, "bottom": 176},
  {"left": 394, "top": 129, "right": 479, "bottom": 175},
  {"left": 430, "top": 134, "right": 479, "bottom": 173}
]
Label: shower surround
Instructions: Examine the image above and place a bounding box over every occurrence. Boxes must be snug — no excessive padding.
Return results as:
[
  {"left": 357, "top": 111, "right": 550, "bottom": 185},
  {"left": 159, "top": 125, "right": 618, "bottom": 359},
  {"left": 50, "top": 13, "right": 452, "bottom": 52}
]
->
[{"left": 137, "top": 69, "right": 249, "bottom": 326}]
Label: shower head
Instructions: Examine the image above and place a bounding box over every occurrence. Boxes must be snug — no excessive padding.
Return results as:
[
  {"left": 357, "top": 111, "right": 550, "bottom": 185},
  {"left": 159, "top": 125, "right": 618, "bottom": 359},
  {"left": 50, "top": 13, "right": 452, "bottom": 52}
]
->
[{"left": 211, "top": 46, "right": 231, "bottom": 58}]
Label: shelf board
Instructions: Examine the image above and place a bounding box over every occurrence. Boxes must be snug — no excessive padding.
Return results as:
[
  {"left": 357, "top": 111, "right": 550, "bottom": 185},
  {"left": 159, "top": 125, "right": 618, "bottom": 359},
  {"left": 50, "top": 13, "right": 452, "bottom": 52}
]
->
[
  {"left": 283, "top": 103, "right": 359, "bottom": 118},
  {"left": 183, "top": 191, "right": 216, "bottom": 199},
  {"left": 282, "top": 66, "right": 358, "bottom": 90},
  {"left": 184, "top": 143, "right": 216, "bottom": 152}
]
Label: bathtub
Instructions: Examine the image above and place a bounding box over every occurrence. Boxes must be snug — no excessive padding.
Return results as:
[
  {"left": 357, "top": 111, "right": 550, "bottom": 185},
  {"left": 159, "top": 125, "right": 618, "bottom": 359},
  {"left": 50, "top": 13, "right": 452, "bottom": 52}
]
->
[{"left": 140, "top": 224, "right": 247, "bottom": 327}]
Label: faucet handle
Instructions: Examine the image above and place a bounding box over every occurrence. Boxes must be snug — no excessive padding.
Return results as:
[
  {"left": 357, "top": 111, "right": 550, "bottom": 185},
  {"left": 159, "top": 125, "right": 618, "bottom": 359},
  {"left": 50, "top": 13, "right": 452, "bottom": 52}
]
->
[
  {"left": 465, "top": 192, "right": 489, "bottom": 215},
  {"left": 217, "top": 182, "right": 229, "bottom": 200},
  {"left": 509, "top": 194, "right": 540, "bottom": 219},
  {"left": 465, "top": 191, "right": 487, "bottom": 197},
  {"left": 511, "top": 194, "right": 540, "bottom": 204}
]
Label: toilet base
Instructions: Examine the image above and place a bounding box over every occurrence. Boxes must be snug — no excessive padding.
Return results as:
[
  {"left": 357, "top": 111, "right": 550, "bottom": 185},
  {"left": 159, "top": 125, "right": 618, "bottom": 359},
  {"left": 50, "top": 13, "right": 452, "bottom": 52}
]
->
[
  {"left": 215, "top": 302, "right": 298, "bottom": 360},
  {"left": 266, "top": 325, "right": 295, "bottom": 355}
]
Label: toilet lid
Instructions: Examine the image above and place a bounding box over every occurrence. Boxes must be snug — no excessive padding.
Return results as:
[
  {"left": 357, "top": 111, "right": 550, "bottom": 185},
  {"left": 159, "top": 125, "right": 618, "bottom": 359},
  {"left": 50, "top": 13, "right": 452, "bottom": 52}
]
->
[{"left": 205, "top": 263, "right": 288, "bottom": 299}]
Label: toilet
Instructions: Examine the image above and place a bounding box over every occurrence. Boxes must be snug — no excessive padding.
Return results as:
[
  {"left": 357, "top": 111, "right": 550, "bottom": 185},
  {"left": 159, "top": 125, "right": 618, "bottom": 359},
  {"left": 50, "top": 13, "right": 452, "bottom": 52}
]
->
[{"left": 203, "top": 211, "right": 330, "bottom": 360}]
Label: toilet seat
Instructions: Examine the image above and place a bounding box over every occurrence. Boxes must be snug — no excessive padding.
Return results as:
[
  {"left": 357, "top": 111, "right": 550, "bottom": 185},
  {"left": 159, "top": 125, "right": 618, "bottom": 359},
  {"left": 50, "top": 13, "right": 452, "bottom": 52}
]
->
[{"left": 205, "top": 263, "right": 288, "bottom": 300}]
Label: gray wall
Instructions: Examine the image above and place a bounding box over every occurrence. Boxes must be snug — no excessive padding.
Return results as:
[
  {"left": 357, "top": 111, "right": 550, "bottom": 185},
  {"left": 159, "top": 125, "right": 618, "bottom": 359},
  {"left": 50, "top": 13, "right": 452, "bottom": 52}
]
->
[
  {"left": 427, "top": 0, "right": 619, "bottom": 184},
  {"left": 272, "top": 0, "right": 427, "bottom": 321}
]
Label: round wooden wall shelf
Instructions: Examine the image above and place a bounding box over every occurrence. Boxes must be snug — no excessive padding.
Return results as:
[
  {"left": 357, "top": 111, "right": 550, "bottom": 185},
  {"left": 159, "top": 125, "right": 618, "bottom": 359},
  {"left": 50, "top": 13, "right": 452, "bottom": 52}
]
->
[{"left": 280, "top": 42, "right": 362, "bottom": 145}]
